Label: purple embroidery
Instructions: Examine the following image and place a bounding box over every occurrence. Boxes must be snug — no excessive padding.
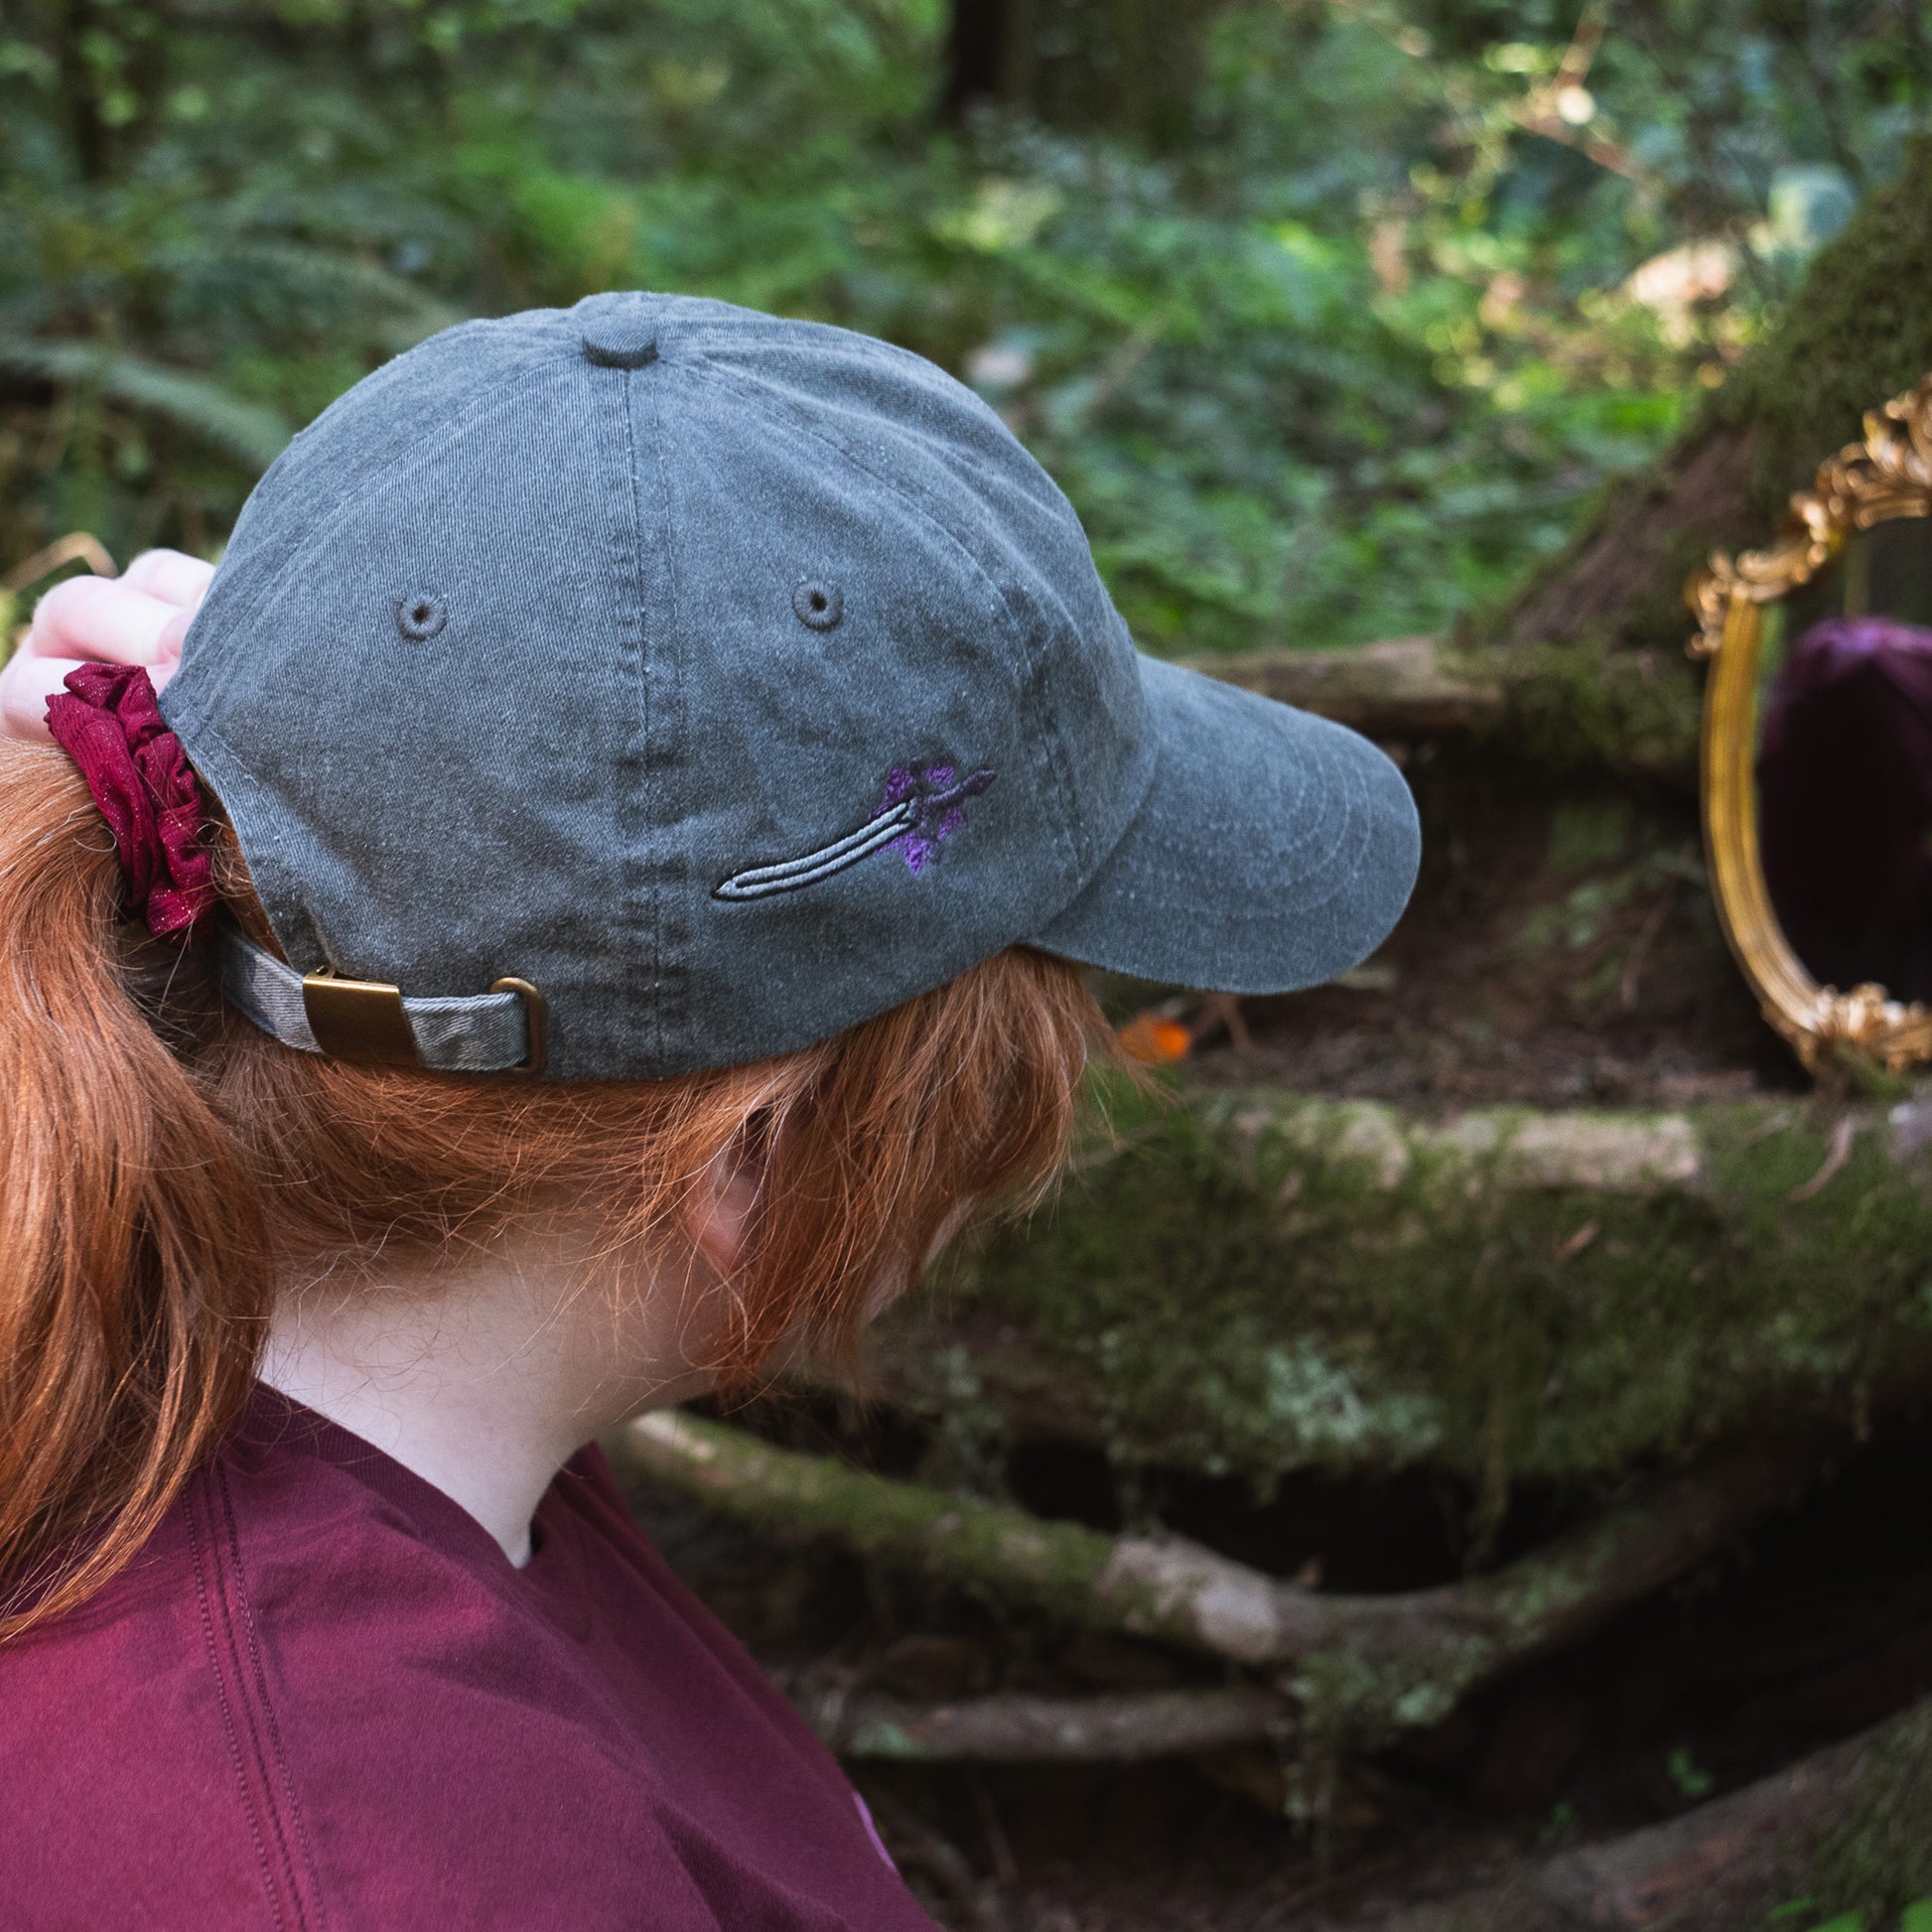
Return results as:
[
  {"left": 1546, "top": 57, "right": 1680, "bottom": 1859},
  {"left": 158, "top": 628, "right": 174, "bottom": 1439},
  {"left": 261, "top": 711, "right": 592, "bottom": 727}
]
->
[
  {"left": 876, "top": 762, "right": 997, "bottom": 874},
  {"left": 713, "top": 756, "right": 998, "bottom": 900}
]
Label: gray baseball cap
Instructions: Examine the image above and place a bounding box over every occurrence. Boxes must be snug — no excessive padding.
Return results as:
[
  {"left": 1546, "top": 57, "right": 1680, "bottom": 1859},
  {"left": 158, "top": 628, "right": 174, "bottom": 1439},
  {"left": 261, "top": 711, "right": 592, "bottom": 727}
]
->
[{"left": 160, "top": 292, "right": 1419, "bottom": 1080}]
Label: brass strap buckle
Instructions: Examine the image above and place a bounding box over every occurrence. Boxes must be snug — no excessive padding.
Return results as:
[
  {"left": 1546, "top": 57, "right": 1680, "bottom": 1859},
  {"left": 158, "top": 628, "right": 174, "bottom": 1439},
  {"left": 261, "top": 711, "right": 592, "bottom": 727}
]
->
[
  {"left": 301, "top": 970, "right": 421, "bottom": 1067},
  {"left": 298, "top": 969, "right": 548, "bottom": 1075}
]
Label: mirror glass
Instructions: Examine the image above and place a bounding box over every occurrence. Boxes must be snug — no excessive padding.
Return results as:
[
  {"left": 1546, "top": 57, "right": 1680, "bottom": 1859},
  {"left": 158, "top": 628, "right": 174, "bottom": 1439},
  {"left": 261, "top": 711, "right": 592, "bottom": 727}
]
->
[{"left": 1754, "top": 513, "right": 1932, "bottom": 1003}]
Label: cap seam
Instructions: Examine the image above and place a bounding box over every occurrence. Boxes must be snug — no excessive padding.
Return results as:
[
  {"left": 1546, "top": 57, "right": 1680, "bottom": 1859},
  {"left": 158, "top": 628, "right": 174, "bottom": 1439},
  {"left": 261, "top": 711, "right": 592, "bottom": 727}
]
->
[
  {"left": 160, "top": 704, "right": 327, "bottom": 973},
  {"left": 585, "top": 296, "right": 938, "bottom": 376},
  {"left": 635, "top": 362, "right": 690, "bottom": 1063},
  {"left": 616, "top": 355, "right": 658, "bottom": 1066}
]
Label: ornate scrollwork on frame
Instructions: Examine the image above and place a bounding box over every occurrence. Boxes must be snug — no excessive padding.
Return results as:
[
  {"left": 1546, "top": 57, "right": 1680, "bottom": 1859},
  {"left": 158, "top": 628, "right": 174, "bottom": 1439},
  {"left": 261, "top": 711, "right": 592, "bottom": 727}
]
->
[
  {"left": 1686, "top": 373, "right": 1932, "bottom": 1075},
  {"left": 1687, "top": 374, "right": 1932, "bottom": 659}
]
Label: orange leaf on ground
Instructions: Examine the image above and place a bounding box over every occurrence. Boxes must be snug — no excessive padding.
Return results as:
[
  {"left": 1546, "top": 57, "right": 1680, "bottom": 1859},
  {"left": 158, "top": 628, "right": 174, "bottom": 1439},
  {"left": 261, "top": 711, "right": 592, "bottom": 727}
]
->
[{"left": 1119, "top": 1012, "right": 1191, "bottom": 1065}]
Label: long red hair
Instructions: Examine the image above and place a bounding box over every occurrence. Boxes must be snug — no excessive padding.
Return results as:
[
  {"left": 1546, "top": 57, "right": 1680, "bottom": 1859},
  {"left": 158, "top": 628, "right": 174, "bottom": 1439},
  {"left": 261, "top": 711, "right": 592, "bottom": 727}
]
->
[{"left": 0, "top": 740, "right": 1105, "bottom": 1635}]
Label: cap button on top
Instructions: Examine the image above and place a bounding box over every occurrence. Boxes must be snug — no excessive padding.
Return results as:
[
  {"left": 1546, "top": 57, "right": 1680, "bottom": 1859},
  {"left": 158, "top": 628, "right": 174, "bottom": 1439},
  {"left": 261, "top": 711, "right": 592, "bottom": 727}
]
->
[{"left": 581, "top": 317, "right": 659, "bottom": 369}]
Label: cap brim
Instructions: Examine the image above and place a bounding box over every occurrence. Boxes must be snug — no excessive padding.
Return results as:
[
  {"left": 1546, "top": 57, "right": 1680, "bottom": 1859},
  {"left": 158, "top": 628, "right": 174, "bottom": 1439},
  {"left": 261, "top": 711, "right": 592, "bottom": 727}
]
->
[{"left": 1029, "top": 654, "right": 1421, "bottom": 994}]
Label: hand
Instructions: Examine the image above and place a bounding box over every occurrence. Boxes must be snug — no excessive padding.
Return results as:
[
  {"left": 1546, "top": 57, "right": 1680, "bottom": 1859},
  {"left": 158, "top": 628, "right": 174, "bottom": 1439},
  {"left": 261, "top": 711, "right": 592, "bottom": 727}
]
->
[{"left": 1, "top": 549, "right": 214, "bottom": 744}]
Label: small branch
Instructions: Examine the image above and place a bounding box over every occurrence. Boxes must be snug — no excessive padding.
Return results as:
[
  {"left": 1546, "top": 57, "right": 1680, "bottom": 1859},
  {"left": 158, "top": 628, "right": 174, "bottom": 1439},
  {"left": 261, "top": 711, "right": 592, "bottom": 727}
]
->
[
  {"left": 785, "top": 1677, "right": 1293, "bottom": 1762},
  {"left": 859, "top": 1788, "right": 1010, "bottom": 1932},
  {"left": 612, "top": 1413, "right": 1811, "bottom": 1732},
  {"left": 1790, "top": 1114, "right": 1857, "bottom": 1201},
  {"left": 1, "top": 530, "right": 116, "bottom": 596}
]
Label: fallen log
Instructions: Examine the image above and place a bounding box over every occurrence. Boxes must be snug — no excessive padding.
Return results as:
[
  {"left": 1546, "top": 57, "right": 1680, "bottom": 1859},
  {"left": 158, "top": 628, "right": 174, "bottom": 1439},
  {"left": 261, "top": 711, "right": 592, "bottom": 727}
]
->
[
  {"left": 612, "top": 1411, "right": 1811, "bottom": 1737},
  {"left": 1215, "top": 1093, "right": 1705, "bottom": 1194},
  {"left": 863, "top": 1088, "right": 1932, "bottom": 1497},
  {"left": 1187, "top": 636, "right": 1699, "bottom": 779},
  {"left": 1186, "top": 638, "right": 1503, "bottom": 738}
]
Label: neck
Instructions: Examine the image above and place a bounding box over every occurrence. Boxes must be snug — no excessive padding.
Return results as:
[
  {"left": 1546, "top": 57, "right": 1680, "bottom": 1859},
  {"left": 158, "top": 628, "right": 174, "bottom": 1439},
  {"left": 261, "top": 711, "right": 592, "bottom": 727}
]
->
[{"left": 258, "top": 1226, "right": 711, "bottom": 1565}]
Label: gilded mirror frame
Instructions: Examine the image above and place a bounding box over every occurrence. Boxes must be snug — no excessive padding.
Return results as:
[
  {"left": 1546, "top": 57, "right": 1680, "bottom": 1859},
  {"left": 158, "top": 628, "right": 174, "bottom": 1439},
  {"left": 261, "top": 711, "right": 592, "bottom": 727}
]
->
[{"left": 1687, "top": 373, "right": 1932, "bottom": 1073}]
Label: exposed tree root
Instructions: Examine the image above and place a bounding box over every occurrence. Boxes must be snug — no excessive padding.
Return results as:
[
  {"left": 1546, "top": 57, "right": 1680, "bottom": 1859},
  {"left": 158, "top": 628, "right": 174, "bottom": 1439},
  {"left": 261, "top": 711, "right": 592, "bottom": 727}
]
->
[
  {"left": 1190, "top": 638, "right": 1504, "bottom": 738},
  {"left": 1364, "top": 1694, "right": 1932, "bottom": 1931},
  {"left": 1191, "top": 636, "right": 1700, "bottom": 781},
  {"left": 782, "top": 1677, "right": 1293, "bottom": 1762},
  {"left": 612, "top": 1412, "right": 1815, "bottom": 1738}
]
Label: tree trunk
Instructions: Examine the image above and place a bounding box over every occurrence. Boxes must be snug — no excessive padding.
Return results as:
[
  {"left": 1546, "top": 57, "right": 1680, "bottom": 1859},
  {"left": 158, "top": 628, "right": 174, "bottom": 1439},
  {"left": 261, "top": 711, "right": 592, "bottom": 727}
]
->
[{"left": 937, "top": 0, "right": 1219, "bottom": 147}]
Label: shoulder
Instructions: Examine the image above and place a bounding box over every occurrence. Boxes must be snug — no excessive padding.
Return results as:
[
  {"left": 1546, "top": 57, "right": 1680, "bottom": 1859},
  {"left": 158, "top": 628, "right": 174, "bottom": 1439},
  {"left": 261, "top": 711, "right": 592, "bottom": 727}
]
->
[
  {"left": 211, "top": 1428, "right": 762, "bottom": 1929},
  {"left": 0, "top": 1443, "right": 730, "bottom": 1931},
  {"left": 0, "top": 1479, "right": 295, "bottom": 1927}
]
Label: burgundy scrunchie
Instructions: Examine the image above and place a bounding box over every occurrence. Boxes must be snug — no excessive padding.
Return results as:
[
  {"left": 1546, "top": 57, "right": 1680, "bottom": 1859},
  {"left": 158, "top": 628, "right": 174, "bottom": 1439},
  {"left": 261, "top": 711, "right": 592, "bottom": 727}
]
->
[{"left": 45, "top": 663, "right": 216, "bottom": 940}]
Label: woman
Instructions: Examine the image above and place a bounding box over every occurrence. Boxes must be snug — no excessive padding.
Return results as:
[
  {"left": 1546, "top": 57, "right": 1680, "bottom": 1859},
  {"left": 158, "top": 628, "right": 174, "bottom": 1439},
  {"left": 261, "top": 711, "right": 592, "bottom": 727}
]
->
[{"left": 0, "top": 292, "right": 1418, "bottom": 1928}]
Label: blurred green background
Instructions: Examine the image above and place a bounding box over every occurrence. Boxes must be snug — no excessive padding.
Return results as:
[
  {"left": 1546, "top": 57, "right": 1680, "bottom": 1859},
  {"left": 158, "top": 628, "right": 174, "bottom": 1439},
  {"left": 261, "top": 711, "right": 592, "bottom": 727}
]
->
[{"left": 3, "top": 0, "right": 1927, "bottom": 653}]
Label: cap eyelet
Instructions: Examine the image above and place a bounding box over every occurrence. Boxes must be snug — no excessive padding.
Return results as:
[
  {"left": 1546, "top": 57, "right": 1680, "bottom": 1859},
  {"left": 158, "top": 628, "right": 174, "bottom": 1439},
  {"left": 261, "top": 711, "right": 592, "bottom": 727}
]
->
[
  {"left": 396, "top": 596, "right": 447, "bottom": 642},
  {"left": 792, "top": 580, "right": 843, "bottom": 631}
]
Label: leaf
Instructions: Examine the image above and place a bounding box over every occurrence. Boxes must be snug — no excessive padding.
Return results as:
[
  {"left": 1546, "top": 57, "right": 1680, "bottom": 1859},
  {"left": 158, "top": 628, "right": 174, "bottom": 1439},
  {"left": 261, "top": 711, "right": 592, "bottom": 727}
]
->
[
  {"left": 0, "top": 340, "right": 292, "bottom": 472},
  {"left": 1119, "top": 1012, "right": 1191, "bottom": 1066}
]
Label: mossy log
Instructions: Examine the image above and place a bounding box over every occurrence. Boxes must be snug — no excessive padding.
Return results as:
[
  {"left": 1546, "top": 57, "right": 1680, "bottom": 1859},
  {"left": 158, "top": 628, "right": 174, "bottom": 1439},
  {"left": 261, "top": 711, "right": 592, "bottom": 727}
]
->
[
  {"left": 1188, "top": 638, "right": 1504, "bottom": 738},
  {"left": 612, "top": 1411, "right": 1809, "bottom": 1741},
  {"left": 857, "top": 1082, "right": 1932, "bottom": 1504}
]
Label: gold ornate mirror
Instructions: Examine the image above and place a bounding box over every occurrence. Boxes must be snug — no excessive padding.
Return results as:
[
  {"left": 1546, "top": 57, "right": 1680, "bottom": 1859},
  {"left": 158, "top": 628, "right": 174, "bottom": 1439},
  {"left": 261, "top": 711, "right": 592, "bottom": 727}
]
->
[{"left": 1689, "top": 375, "right": 1932, "bottom": 1072}]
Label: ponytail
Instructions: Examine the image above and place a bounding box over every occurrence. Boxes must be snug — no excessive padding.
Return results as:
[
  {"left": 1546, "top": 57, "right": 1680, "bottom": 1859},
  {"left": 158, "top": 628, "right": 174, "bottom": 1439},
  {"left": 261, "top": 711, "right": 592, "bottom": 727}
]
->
[{"left": 0, "top": 742, "right": 267, "bottom": 1634}]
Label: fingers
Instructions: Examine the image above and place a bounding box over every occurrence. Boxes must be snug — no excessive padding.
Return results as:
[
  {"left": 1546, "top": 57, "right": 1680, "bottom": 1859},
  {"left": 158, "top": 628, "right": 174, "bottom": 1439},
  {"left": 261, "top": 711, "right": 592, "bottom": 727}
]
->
[
  {"left": 119, "top": 548, "right": 214, "bottom": 610},
  {"left": 18, "top": 575, "right": 194, "bottom": 668},
  {"left": 3, "top": 563, "right": 197, "bottom": 743},
  {"left": 0, "top": 649, "right": 179, "bottom": 744},
  {"left": 0, "top": 654, "right": 80, "bottom": 743}
]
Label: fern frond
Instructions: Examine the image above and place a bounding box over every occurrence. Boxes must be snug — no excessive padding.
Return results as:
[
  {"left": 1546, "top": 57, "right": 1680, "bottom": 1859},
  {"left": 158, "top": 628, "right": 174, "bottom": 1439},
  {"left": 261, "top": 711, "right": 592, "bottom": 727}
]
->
[{"left": 0, "top": 340, "right": 293, "bottom": 472}]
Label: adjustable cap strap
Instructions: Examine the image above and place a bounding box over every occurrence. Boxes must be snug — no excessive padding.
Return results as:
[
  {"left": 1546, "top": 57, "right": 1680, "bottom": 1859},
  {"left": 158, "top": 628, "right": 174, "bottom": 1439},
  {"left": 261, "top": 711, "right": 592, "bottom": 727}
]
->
[{"left": 218, "top": 925, "right": 544, "bottom": 1075}]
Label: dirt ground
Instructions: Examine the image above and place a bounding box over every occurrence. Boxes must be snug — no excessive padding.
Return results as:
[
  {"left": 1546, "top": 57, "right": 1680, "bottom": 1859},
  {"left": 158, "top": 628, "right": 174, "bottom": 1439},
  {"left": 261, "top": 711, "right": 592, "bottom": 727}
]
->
[{"left": 1141, "top": 753, "right": 1801, "bottom": 1113}]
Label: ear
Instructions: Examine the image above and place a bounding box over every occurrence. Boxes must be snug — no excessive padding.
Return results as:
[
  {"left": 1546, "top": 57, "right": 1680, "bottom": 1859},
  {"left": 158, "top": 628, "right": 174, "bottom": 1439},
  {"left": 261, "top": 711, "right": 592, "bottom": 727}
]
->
[{"left": 685, "top": 1134, "right": 766, "bottom": 1280}]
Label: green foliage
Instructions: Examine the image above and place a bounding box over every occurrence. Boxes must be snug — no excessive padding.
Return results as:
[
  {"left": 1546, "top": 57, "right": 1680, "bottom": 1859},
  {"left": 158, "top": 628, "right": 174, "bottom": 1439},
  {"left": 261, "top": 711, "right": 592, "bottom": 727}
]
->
[
  {"left": 1664, "top": 1744, "right": 1716, "bottom": 1800},
  {"left": 1, "top": 0, "right": 1928, "bottom": 645}
]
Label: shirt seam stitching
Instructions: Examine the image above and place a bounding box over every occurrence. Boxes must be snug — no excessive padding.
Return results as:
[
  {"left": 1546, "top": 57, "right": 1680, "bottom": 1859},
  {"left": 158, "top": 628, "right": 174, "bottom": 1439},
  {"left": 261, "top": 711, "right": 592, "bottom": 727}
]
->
[
  {"left": 218, "top": 1461, "right": 332, "bottom": 1928},
  {"left": 185, "top": 1473, "right": 290, "bottom": 1932},
  {"left": 202, "top": 1467, "right": 313, "bottom": 1932}
]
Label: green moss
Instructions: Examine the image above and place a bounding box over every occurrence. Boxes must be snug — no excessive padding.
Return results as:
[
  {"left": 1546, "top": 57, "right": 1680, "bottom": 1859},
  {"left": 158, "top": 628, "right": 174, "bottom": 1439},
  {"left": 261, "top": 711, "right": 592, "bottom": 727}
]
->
[
  {"left": 1806, "top": 1707, "right": 1932, "bottom": 1922},
  {"left": 882, "top": 1085, "right": 1932, "bottom": 1504},
  {"left": 1468, "top": 636, "right": 1702, "bottom": 781},
  {"left": 1717, "top": 134, "right": 1932, "bottom": 519},
  {"left": 1492, "top": 138, "right": 1932, "bottom": 662}
]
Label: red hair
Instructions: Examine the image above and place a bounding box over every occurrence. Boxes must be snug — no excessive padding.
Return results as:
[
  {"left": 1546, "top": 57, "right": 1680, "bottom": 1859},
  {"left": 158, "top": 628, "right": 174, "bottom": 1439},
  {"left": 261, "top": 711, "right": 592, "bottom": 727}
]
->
[{"left": 0, "top": 741, "right": 1105, "bottom": 1635}]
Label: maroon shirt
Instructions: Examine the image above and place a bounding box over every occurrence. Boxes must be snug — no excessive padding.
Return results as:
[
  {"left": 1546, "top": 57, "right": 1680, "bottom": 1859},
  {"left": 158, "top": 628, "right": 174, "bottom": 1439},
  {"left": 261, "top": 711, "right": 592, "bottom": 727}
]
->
[{"left": 0, "top": 1389, "right": 934, "bottom": 1930}]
